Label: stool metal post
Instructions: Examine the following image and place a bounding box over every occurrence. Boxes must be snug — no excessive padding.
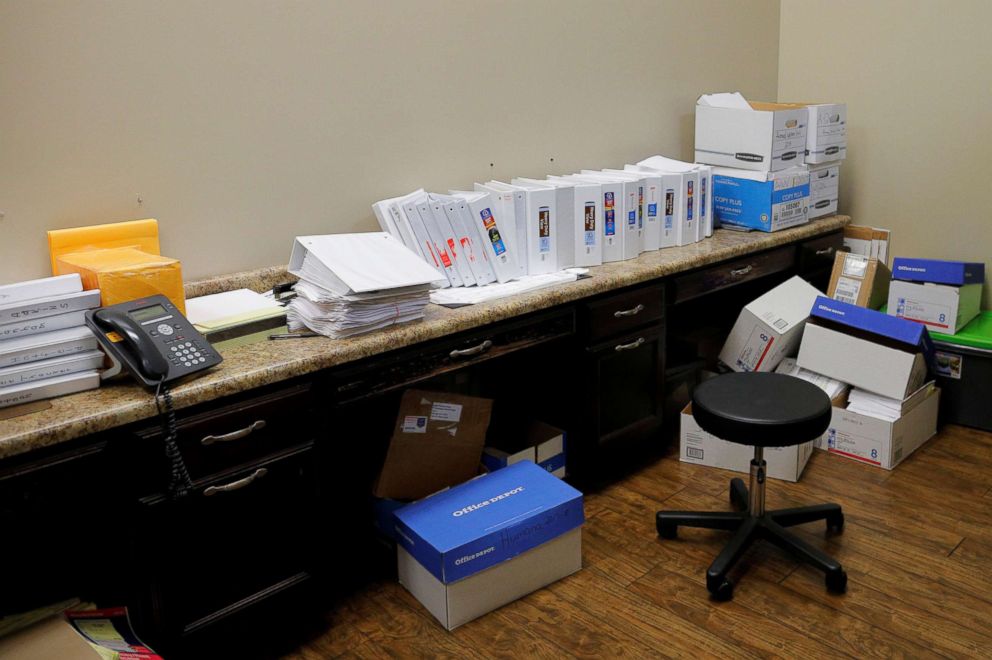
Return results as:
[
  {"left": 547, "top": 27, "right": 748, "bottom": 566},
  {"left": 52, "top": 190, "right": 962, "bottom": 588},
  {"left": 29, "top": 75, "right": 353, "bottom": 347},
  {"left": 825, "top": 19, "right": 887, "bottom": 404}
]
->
[{"left": 748, "top": 446, "right": 765, "bottom": 517}]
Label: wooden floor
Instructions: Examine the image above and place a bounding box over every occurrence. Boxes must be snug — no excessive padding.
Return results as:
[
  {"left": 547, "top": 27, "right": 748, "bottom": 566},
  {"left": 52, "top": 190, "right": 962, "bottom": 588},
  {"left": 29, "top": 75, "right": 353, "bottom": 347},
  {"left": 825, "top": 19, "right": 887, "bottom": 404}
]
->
[{"left": 285, "top": 425, "right": 992, "bottom": 659}]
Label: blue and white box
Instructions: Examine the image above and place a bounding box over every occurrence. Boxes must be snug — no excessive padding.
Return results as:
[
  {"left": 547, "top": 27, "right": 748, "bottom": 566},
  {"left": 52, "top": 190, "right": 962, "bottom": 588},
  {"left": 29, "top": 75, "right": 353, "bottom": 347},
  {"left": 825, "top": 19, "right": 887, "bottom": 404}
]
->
[
  {"left": 712, "top": 166, "right": 810, "bottom": 232},
  {"left": 394, "top": 461, "right": 583, "bottom": 630},
  {"left": 481, "top": 421, "right": 566, "bottom": 478},
  {"left": 891, "top": 258, "right": 985, "bottom": 286}
]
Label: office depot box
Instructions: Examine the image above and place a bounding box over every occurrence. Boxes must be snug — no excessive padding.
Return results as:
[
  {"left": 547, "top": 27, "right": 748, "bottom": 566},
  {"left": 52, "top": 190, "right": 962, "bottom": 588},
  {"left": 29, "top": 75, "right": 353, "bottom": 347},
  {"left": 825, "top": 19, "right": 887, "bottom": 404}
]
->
[
  {"left": 930, "top": 312, "right": 992, "bottom": 431},
  {"left": 482, "top": 420, "right": 566, "bottom": 478},
  {"left": 56, "top": 247, "right": 186, "bottom": 314},
  {"left": 719, "top": 276, "right": 822, "bottom": 373},
  {"left": 828, "top": 252, "right": 891, "bottom": 309},
  {"left": 892, "top": 258, "right": 985, "bottom": 286},
  {"left": 695, "top": 101, "right": 807, "bottom": 171},
  {"left": 375, "top": 390, "right": 493, "bottom": 500},
  {"left": 808, "top": 162, "right": 840, "bottom": 219},
  {"left": 394, "top": 461, "right": 583, "bottom": 630},
  {"left": 820, "top": 384, "right": 940, "bottom": 469},
  {"left": 888, "top": 280, "right": 982, "bottom": 335},
  {"left": 802, "top": 103, "right": 847, "bottom": 163},
  {"left": 712, "top": 167, "right": 809, "bottom": 232},
  {"left": 679, "top": 404, "right": 813, "bottom": 482}
]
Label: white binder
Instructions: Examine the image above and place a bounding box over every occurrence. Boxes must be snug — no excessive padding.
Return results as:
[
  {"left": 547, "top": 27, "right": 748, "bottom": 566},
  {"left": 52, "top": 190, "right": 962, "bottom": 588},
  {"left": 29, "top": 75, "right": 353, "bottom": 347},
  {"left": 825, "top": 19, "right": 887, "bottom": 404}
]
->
[
  {"left": 443, "top": 199, "right": 497, "bottom": 286},
  {"left": 451, "top": 191, "right": 521, "bottom": 283},
  {"left": 603, "top": 169, "right": 663, "bottom": 252},
  {"left": 559, "top": 175, "right": 623, "bottom": 263},
  {"left": 402, "top": 197, "right": 459, "bottom": 287},
  {"left": 473, "top": 183, "right": 526, "bottom": 278},
  {"left": 428, "top": 195, "right": 477, "bottom": 286},
  {"left": 544, "top": 177, "right": 603, "bottom": 268},
  {"left": 577, "top": 172, "right": 642, "bottom": 260}
]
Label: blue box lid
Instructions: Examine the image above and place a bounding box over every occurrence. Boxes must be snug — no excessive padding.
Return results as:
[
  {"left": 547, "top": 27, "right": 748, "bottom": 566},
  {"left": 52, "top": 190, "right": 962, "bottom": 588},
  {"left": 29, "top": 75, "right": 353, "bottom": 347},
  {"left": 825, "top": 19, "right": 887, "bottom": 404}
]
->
[
  {"left": 810, "top": 296, "right": 936, "bottom": 367},
  {"left": 892, "top": 258, "right": 985, "bottom": 285},
  {"left": 393, "top": 461, "right": 584, "bottom": 584}
]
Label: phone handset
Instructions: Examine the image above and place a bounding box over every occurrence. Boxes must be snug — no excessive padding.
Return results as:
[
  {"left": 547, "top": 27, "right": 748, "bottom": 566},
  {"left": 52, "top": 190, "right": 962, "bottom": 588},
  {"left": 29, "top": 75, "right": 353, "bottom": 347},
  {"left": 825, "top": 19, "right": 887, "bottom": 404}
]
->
[{"left": 92, "top": 308, "right": 170, "bottom": 381}]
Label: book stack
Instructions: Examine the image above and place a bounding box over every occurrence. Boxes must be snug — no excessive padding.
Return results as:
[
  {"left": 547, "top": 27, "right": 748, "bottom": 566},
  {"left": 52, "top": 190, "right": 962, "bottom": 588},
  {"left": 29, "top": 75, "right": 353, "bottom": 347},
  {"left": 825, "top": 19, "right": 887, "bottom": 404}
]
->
[
  {"left": 0, "top": 275, "right": 104, "bottom": 409},
  {"left": 286, "top": 233, "right": 443, "bottom": 339}
]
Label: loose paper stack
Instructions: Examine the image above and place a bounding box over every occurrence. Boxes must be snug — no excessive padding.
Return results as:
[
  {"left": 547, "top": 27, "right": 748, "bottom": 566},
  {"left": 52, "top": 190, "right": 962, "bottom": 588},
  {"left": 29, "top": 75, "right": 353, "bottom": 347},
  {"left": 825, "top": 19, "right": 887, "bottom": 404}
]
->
[
  {"left": 185, "top": 288, "right": 287, "bottom": 349},
  {"left": 286, "top": 233, "right": 443, "bottom": 339},
  {"left": 846, "top": 381, "right": 936, "bottom": 422}
]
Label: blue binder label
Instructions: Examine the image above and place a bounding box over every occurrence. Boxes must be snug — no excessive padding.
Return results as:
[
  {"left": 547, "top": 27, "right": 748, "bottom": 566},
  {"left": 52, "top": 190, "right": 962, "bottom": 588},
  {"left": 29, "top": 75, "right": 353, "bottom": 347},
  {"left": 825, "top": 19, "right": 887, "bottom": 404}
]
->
[{"left": 480, "top": 208, "right": 506, "bottom": 256}]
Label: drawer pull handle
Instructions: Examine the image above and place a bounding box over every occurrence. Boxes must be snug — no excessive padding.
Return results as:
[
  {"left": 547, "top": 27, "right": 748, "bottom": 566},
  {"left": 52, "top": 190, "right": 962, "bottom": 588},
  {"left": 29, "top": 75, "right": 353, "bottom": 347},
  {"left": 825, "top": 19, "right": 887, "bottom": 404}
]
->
[
  {"left": 615, "top": 337, "right": 645, "bottom": 352},
  {"left": 204, "top": 468, "right": 268, "bottom": 496},
  {"left": 201, "top": 420, "right": 267, "bottom": 446},
  {"left": 614, "top": 303, "right": 645, "bottom": 318},
  {"left": 815, "top": 247, "right": 835, "bottom": 256},
  {"left": 729, "top": 265, "right": 753, "bottom": 278},
  {"left": 450, "top": 340, "right": 493, "bottom": 359}
]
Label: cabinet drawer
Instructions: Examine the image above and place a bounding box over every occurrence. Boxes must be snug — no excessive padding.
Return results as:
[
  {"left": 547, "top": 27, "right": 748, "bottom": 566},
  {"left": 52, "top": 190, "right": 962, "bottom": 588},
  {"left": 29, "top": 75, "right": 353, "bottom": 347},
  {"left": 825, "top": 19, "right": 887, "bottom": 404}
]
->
[
  {"left": 672, "top": 246, "right": 795, "bottom": 304},
  {"left": 581, "top": 283, "right": 665, "bottom": 343},
  {"left": 134, "top": 383, "right": 315, "bottom": 481},
  {"left": 798, "top": 231, "right": 845, "bottom": 275}
]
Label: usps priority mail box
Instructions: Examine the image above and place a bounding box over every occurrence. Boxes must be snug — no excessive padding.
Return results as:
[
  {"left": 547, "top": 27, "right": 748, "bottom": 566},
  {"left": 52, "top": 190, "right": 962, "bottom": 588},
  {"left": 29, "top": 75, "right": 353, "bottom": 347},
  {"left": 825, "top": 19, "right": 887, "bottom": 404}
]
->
[{"left": 394, "top": 461, "right": 583, "bottom": 629}]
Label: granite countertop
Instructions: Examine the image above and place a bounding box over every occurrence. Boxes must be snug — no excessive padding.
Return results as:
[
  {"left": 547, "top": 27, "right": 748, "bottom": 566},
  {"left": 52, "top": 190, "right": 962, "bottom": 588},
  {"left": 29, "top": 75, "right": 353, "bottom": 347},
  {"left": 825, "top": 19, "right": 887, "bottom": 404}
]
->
[{"left": 0, "top": 216, "right": 849, "bottom": 460}]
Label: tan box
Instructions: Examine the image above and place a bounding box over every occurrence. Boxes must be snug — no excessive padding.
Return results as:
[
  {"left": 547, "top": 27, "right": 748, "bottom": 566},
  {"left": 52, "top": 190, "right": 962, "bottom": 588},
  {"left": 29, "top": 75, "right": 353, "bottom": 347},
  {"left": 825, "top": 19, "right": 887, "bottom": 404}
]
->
[
  {"left": 827, "top": 251, "right": 891, "bottom": 310},
  {"left": 374, "top": 390, "right": 493, "bottom": 500}
]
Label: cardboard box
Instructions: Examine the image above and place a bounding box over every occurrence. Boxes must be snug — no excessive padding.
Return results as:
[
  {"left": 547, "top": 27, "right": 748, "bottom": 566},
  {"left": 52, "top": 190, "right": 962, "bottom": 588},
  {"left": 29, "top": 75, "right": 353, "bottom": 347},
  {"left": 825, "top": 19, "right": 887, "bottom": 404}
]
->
[
  {"left": 679, "top": 403, "right": 813, "bottom": 482},
  {"left": 712, "top": 167, "right": 809, "bottom": 232},
  {"left": 394, "top": 461, "right": 583, "bottom": 630},
  {"left": 802, "top": 103, "right": 847, "bottom": 163},
  {"left": 482, "top": 420, "right": 566, "bottom": 478},
  {"left": 695, "top": 100, "right": 808, "bottom": 171},
  {"left": 56, "top": 247, "right": 186, "bottom": 314},
  {"left": 819, "top": 384, "right": 940, "bottom": 469},
  {"left": 891, "top": 258, "right": 985, "bottom": 286},
  {"left": 719, "top": 276, "right": 823, "bottom": 373},
  {"left": 827, "top": 252, "right": 891, "bottom": 309},
  {"left": 374, "top": 390, "right": 493, "bottom": 500},
  {"left": 808, "top": 162, "right": 840, "bottom": 219},
  {"left": 844, "top": 225, "right": 890, "bottom": 265},
  {"left": 888, "top": 280, "right": 982, "bottom": 335}
]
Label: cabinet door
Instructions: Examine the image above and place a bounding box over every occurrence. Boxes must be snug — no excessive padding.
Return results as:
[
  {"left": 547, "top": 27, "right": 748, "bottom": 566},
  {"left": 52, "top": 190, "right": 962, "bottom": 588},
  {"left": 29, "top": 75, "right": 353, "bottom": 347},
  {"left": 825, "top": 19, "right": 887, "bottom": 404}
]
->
[
  {"left": 130, "top": 445, "right": 318, "bottom": 649},
  {"left": 573, "top": 325, "right": 665, "bottom": 479}
]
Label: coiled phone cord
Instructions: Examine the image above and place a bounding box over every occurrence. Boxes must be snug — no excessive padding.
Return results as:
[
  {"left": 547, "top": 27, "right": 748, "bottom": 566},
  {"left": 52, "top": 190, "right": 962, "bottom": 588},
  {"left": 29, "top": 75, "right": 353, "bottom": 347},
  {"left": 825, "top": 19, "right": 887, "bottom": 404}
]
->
[{"left": 155, "top": 379, "right": 194, "bottom": 499}]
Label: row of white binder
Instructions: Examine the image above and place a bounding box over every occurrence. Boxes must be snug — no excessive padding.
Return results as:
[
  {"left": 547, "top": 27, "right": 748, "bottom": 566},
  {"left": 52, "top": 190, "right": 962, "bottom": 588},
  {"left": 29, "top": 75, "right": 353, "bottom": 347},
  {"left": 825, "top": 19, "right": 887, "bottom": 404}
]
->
[{"left": 372, "top": 155, "right": 715, "bottom": 288}]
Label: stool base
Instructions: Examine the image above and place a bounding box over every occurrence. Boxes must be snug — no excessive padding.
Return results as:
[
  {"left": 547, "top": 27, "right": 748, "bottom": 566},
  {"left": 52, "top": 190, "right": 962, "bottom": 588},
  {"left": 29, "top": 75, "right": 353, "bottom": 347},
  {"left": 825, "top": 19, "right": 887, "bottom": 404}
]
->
[{"left": 656, "top": 478, "right": 846, "bottom": 600}]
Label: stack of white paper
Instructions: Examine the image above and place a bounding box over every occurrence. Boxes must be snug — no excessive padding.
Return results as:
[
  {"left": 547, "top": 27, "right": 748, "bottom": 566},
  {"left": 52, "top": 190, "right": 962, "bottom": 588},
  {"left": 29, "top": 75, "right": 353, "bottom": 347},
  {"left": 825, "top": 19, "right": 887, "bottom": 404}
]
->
[
  {"left": 774, "top": 357, "right": 849, "bottom": 401},
  {"left": 286, "top": 233, "right": 443, "bottom": 339},
  {"left": 0, "top": 274, "right": 103, "bottom": 409},
  {"left": 430, "top": 271, "right": 580, "bottom": 307},
  {"left": 846, "top": 382, "right": 935, "bottom": 422}
]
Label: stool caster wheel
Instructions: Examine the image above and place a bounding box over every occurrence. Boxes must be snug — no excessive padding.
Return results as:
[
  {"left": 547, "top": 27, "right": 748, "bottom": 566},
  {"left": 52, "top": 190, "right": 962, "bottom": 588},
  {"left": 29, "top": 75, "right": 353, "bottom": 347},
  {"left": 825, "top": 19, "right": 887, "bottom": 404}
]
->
[
  {"left": 657, "top": 519, "right": 677, "bottom": 540},
  {"left": 708, "top": 577, "right": 734, "bottom": 601},
  {"left": 827, "top": 512, "right": 845, "bottom": 533},
  {"left": 826, "top": 570, "right": 848, "bottom": 594}
]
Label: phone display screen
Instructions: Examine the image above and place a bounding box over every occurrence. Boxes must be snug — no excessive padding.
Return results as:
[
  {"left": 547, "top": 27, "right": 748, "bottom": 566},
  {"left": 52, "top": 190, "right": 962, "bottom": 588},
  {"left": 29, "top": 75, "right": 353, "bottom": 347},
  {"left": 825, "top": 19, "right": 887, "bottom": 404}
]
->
[{"left": 130, "top": 304, "right": 169, "bottom": 323}]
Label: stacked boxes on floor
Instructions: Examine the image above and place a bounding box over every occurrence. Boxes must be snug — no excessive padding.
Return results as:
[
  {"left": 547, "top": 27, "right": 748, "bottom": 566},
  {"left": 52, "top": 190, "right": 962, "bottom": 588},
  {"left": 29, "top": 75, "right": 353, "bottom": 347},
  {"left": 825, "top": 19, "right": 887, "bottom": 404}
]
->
[{"left": 0, "top": 275, "right": 104, "bottom": 409}]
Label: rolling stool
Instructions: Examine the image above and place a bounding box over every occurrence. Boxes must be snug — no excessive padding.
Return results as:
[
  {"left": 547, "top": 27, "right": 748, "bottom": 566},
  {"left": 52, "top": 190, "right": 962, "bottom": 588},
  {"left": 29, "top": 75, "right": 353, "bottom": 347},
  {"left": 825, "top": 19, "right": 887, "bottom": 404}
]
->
[{"left": 656, "top": 372, "right": 846, "bottom": 600}]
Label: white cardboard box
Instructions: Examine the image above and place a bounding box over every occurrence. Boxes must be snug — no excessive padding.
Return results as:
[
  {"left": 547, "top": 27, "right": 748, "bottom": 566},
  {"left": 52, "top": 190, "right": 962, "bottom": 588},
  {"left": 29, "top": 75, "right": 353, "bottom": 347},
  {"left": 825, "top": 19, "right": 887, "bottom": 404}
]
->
[
  {"left": 887, "top": 280, "right": 982, "bottom": 335},
  {"left": 711, "top": 166, "right": 810, "bottom": 232},
  {"left": 818, "top": 385, "right": 939, "bottom": 469},
  {"left": 719, "top": 275, "right": 823, "bottom": 372},
  {"left": 797, "top": 322, "right": 927, "bottom": 400},
  {"left": 695, "top": 101, "right": 808, "bottom": 172},
  {"left": 803, "top": 103, "right": 847, "bottom": 164},
  {"left": 679, "top": 403, "right": 813, "bottom": 482},
  {"left": 808, "top": 162, "right": 840, "bottom": 219}
]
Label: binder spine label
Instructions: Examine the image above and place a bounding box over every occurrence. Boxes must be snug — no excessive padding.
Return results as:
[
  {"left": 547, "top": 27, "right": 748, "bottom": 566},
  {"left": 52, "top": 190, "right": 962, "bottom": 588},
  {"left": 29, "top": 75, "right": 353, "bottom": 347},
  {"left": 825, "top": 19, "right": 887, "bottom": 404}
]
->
[
  {"left": 604, "top": 193, "right": 616, "bottom": 236},
  {"left": 584, "top": 203, "right": 596, "bottom": 247},
  {"left": 538, "top": 207, "right": 551, "bottom": 253}
]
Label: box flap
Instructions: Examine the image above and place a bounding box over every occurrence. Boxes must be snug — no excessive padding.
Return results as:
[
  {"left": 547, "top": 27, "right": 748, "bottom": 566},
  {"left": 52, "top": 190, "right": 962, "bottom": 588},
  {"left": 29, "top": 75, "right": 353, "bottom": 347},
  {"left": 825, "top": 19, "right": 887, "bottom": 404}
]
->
[
  {"left": 48, "top": 219, "right": 160, "bottom": 275},
  {"left": 892, "top": 258, "right": 985, "bottom": 286},
  {"left": 394, "top": 461, "right": 583, "bottom": 584},
  {"left": 746, "top": 276, "right": 822, "bottom": 333}
]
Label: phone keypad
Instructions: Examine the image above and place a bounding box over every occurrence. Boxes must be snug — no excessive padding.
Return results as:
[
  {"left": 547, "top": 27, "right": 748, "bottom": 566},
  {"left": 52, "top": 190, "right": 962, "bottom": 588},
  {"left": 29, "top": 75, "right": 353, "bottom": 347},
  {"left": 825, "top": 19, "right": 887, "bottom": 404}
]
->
[{"left": 166, "top": 338, "right": 212, "bottom": 371}]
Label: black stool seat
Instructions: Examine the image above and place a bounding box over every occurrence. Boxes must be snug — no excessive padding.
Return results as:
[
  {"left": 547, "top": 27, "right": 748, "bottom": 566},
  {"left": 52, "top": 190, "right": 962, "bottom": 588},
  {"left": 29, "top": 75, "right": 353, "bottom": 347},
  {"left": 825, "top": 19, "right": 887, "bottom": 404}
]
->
[
  {"left": 693, "top": 372, "right": 832, "bottom": 447},
  {"left": 656, "top": 371, "right": 846, "bottom": 601}
]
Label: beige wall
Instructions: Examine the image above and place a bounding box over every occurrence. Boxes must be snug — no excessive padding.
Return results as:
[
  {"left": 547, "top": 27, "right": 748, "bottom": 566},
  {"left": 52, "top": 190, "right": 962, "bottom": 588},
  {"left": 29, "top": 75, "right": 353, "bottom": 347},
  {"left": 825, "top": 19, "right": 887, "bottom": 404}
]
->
[
  {"left": 780, "top": 0, "right": 992, "bottom": 307},
  {"left": 0, "top": 0, "right": 781, "bottom": 285}
]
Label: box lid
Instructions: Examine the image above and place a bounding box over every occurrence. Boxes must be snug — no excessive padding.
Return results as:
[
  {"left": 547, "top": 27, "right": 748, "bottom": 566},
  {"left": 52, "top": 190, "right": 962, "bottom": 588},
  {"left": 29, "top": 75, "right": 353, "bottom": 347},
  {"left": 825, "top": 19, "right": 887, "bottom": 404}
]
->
[
  {"left": 892, "top": 258, "right": 985, "bottom": 285},
  {"left": 810, "top": 296, "right": 935, "bottom": 364},
  {"left": 746, "top": 276, "right": 822, "bottom": 334},
  {"left": 930, "top": 311, "right": 992, "bottom": 351},
  {"left": 393, "top": 461, "right": 583, "bottom": 584}
]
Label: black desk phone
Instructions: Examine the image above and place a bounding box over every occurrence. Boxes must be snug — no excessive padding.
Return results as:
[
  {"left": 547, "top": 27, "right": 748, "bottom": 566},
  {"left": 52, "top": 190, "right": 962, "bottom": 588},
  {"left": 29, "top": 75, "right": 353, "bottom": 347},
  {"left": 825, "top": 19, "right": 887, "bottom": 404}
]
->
[
  {"left": 86, "top": 295, "right": 222, "bottom": 498},
  {"left": 85, "top": 294, "right": 222, "bottom": 388}
]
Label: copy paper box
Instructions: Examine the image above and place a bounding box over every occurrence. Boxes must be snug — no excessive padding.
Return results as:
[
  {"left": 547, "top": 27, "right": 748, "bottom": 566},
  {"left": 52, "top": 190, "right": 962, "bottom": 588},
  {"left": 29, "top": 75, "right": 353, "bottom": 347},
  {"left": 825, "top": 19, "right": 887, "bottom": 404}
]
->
[
  {"left": 56, "top": 247, "right": 186, "bottom": 314},
  {"left": 827, "top": 252, "right": 891, "bottom": 309},
  {"left": 801, "top": 103, "right": 847, "bottom": 163},
  {"left": 888, "top": 280, "right": 982, "bottom": 334},
  {"left": 695, "top": 100, "right": 807, "bottom": 171},
  {"left": 679, "top": 403, "right": 813, "bottom": 482},
  {"left": 819, "top": 385, "right": 939, "bottom": 469},
  {"left": 374, "top": 390, "right": 493, "bottom": 500},
  {"left": 719, "top": 275, "right": 823, "bottom": 373},
  {"left": 394, "top": 461, "right": 583, "bottom": 630},
  {"left": 712, "top": 166, "right": 809, "bottom": 232},
  {"left": 808, "top": 162, "right": 840, "bottom": 219},
  {"left": 482, "top": 420, "right": 566, "bottom": 478},
  {"left": 891, "top": 258, "right": 985, "bottom": 286}
]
